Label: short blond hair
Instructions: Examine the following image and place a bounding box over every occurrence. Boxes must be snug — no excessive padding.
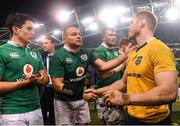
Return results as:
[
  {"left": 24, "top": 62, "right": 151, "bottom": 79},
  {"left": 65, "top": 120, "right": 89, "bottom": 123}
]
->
[{"left": 136, "top": 10, "right": 157, "bottom": 32}]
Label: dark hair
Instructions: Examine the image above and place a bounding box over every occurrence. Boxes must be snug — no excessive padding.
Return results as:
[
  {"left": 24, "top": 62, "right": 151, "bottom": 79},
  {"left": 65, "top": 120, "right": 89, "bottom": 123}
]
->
[
  {"left": 119, "top": 38, "right": 131, "bottom": 48},
  {"left": 6, "top": 13, "right": 35, "bottom": 35},
  {"left": 136, "top": 10, "right": 157, "bottom": 32},
  {"left": 45, "top": 35, "right": 56, "bottom": 44}
]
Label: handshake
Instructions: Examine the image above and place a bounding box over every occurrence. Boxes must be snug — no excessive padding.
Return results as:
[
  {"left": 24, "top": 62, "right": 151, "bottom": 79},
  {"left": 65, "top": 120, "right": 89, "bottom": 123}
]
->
[{"left": 83, "top": 88, "right": 127, "bottom": 106}]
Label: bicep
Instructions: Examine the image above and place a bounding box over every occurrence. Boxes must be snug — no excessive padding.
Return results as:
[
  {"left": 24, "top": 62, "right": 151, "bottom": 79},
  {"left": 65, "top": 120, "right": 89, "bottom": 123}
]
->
[
  {"left": 155, "top": 71, "right": 178, "bottom": 93},
  {"left": 93, "top": 59, "right": 105, "bottom": 70}
]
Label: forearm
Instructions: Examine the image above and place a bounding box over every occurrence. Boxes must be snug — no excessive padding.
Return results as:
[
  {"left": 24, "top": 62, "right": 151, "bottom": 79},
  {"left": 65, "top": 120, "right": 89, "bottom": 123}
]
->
[
  {"left": 97, "top": 79, "right": 126, "bottom": 95},
  {"left": 0, "top": 79, "right": 30, "bottom": 95},
  {"left": 128, "top": 85, "right": 177, "bottom": 106},
  {"left": 98, "top": 70, "right": 114, "bottom": 80},
  {"left": 98, "top": 53, "right": 127, "bottom": 71}
]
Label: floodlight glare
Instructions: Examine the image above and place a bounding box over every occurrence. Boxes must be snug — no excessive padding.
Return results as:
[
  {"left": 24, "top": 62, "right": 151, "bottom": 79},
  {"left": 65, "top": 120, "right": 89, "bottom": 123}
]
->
[
  {"left": 52, "top": 30, "right": 62, "bottom": 35},
  {"left": 57, "top": 10, "right": 74, "bottom": 22},
  {"left": 175, "top": 0, "right": 180, "bottom": 8},
  {"left": 87, "top": 22, "right": 98, "bottom": 31},
  {"left": 121, "top": 17, "right": 131, "bottom": 23},
  {"left": 34, "top": 23, "right": 44, "bottom": 28},
  {"left": 81, "top": 17, "right": 95, "bottom": 25},
  {"left": 166, "top": 8, "right": 178, "bottom": 21}
]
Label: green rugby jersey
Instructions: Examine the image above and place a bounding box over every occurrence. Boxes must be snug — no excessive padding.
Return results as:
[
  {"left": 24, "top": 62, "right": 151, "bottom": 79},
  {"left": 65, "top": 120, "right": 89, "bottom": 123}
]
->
[
  {"left": 95, "top": 44, "right": 123, "bottom": 88},
  {"left": 0, "top": 41, "right": 45, "bottom": 114},
  {"left": 50, "top": 46, "right": 97, "bottom": 101}
]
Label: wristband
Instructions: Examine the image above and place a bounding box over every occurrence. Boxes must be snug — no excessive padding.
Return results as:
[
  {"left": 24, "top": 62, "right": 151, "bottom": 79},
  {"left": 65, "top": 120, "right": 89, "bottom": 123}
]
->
[
  {"left": 122, "top": 93, "right": 129, "bottom": 105},
  {"left": 62, "top": 85, "right": 84, "bottom": 99}
]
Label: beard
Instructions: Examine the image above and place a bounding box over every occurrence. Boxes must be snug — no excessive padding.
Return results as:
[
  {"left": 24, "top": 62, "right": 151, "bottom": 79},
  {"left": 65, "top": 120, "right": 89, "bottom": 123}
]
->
[{"left": 128, "top": 30, "right": 139, "bottom": 43}]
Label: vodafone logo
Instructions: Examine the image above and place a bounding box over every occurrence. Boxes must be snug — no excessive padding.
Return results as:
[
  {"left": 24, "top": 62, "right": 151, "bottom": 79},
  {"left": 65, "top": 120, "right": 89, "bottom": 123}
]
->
[
  {"left": 76, "top": 67, "right": 84, "bottom": 77},
  {"left": 23, "top": 64, "right": 33, "bottom": 75}
]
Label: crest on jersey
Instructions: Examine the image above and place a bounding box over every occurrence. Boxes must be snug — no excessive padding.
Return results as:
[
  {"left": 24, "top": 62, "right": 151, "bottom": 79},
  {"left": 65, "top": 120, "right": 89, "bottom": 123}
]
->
[
  {"left": 23, "top": 64, "right": 33, "bottom": 75},
  {"left": 80, "top": 54, "right": 88, "bottom": 61},
  {"left": 135, "top": 56, "right": 143, "bottom": 65},
  {"left": 30, "top": 52, "right": 37, "bottom": 59},
  {"left": 76, "top": 67, "right": 84, "bottom": 77},
  {"left": 113, "top": 51, "right": 119, "bottom": 56}
]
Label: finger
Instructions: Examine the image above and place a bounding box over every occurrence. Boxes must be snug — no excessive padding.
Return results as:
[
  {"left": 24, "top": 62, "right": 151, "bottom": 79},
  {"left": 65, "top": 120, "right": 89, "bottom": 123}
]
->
[
  {"left": 84, "top": 88, "right": 94, "bottom": 93},
  {"left": 105, "top": 98, "right": 112, "bottom": 106}
]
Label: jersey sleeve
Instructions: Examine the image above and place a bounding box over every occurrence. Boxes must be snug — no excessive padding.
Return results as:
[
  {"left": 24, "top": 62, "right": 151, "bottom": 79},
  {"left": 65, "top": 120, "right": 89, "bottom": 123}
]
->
[
  {"left": 94, "top": 49, "right": 106, "bottom": 61},
  {"left": 88, "top": 49, "right": 98, "bottom": 64},
  {"left": 0, "top": 54, "right": 5, "bottom": 77},
  {"left": 49, "top": 52, "right": 65, "bottom": 78},
  {"left": 149, "top": 42, "right": 176, "bottom": 73}
]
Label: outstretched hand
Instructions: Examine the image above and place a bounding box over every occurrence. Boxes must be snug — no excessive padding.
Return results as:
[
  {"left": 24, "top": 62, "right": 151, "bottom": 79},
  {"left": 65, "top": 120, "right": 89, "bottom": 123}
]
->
[{"left": 83, "top": 89, "right": 98, "bottom": 101}]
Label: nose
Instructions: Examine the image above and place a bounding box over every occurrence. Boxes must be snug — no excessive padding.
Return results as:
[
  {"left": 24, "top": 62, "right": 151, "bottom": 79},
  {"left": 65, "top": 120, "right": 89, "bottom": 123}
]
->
[{"left": 77, "top": 35, "right": 81, "bottom": 40}]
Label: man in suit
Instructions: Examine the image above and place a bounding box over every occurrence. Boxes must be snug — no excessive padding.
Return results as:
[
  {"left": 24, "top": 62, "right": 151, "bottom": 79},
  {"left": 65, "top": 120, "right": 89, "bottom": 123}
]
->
[{"left": 40, "top": 35, "right": 56, "bottom": 125}]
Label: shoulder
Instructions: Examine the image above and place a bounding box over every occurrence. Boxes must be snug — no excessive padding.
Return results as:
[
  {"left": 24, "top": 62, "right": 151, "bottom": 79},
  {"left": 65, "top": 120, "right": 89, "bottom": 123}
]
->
[
  {"left": 148, "top": 38, "right": 172, "bottom": 55},
  {"left": 149, "top": 38, "right": 170, "bottom": 50},
  {"left": 52, "top": 47, "right": 65, "bottom": 61},
  {"left": 96, "top": 45, "right": 106, "bottom": 52},
  {"left": 0, "top": 43, "right": 12, "bottom": 56},
  {"left": 0, "top": 43, "right": 10, "bottom": 49}
]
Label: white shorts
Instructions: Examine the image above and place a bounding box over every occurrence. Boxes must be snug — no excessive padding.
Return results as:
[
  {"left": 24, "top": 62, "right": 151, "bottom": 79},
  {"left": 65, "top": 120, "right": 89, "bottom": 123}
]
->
[
  {"left": 54, "top": 99, "right": 91, "bottom": 125},
  {"left": 0, "top": 108, "right": 43, "bottom": 125}
]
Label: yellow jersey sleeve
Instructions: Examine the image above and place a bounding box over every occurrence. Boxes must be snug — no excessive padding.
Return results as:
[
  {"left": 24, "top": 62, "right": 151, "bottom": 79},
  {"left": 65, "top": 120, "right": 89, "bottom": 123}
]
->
[{"left": 149, "top": 40, "right": 176, "bottom": 73}]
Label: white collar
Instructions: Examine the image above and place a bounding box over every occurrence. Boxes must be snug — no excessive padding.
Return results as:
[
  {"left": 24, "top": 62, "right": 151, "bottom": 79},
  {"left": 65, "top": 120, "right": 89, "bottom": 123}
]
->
[
  {"left": 7, "top": 40, "right": 29, "bottom": 48},
  {"left": 101, "top": 43, "right": 113, "bottom": 50},
  {"left": 63, "top": 45, "right": 73, "bottom": 52},
  {"left": 48, "top": 52, "right": 55, "bottom": 57}
]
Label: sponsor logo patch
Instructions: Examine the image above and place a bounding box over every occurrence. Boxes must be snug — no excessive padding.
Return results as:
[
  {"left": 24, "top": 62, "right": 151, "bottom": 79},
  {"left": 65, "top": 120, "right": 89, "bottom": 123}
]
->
[
  {"left": 76, "top": 67, "right": 84, "bottom": 77},
  {"left": 9, "top": 52, "right": 20, "bottom": 58},
  {"left": 23, "top": 64, "right": 33, "bottom": 75},
  {"left": 65, "top": 58, "right": 73, "bottom": 64}
]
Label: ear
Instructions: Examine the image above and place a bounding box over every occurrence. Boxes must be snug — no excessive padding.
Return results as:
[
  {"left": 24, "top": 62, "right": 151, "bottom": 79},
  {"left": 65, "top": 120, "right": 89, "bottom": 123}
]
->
[
  {"left": 140, "top": 19, "right": 146, "bottom": 28},
  {"left": 12, "top": 26, "right": 18, "bottom": 34},
  {"left": 63, "top": 34, "right": 67, "bottom": 43}
]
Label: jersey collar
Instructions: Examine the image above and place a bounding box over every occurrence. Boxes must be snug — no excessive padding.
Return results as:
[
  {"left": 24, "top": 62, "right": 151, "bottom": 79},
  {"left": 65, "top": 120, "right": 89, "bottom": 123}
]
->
[
  {"left": 63, "top": 45, "right": 80, "bottom": 53},
  {"left": 7, "top": 40, "right": 29, "bottom": 48},
  {"left": 101, "top": 43, "right": 113, "bottom": 50},
  {"left": 136, "top": 37, "right": 155, "bottom": 52}
]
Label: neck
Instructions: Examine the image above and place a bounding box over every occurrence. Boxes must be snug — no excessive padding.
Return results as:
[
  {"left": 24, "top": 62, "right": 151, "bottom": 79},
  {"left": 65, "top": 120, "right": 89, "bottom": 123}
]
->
[
  {"left": 11, "top": 36, "right": 27, "bottom": 48},
  {"left": 65, "top": 44, "right": 80, "bottom": 53},
  {"left": 136, "top": 31, "right": 153, "bottom": 48},
  {"left": 48, "top": 49, "right": 55, "bottom": 55},
  {"left": 102, "top": 42, "right": 113, "bottom": 48}
]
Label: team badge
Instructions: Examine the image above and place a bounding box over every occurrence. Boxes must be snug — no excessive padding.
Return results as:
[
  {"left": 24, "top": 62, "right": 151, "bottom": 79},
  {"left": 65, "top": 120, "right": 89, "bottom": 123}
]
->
[
  {"left": 135, "top": 56, "right": 143, "bottom": 65},
  {"left": 113, "top": 51, "right": 119, "bottom": 56},
  {"left": 23, "top": 64, "right": 33, "bottom": 75},
  {"left": 76, "top": 67, "right": 84, "bottom": 77},
  {"left": 80, "top": 54, "right": 88, "bottom": 61},
  {"left": 30, "top": 52, "right": 37, "bottom": 59}
]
